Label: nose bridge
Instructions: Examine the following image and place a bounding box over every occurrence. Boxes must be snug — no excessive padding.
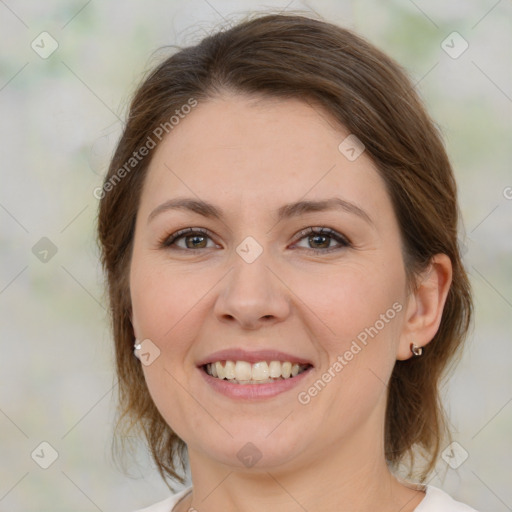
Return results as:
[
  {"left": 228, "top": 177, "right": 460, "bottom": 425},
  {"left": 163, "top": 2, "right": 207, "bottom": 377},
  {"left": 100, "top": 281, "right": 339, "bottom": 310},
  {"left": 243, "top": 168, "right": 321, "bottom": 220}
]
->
[{"left": 213, "top": 236, "right": 290, "bottom": 328}]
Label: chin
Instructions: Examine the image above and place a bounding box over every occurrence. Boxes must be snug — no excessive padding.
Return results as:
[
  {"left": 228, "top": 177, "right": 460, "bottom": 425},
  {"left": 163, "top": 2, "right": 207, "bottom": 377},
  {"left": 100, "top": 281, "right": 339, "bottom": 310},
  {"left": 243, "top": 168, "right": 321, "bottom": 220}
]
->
[{"left": 189, "top": 423, "right": 310, "bottom": 471}]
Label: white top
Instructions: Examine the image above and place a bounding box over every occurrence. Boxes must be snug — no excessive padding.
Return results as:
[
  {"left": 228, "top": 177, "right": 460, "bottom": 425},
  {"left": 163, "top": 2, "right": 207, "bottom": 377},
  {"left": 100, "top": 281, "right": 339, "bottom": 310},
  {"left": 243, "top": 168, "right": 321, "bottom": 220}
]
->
[{"left": 133, "top": 484, "right": 480, "bottom": 511}]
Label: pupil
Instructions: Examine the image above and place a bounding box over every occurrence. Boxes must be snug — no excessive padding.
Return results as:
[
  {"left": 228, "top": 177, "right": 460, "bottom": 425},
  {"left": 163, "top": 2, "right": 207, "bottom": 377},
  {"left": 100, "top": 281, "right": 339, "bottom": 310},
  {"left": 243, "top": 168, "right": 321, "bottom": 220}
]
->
[
  {"left": 188, "top": 235, "right": 206, "bottom": 248},
  {"left": 312, "top": 235, "right": 328, "bottom": 248}
]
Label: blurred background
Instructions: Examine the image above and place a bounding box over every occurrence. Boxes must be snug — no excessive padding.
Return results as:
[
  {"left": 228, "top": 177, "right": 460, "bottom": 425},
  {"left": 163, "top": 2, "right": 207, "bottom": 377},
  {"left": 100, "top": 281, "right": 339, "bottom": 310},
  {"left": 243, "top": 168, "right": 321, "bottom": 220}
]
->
[{"left": 0, "top": 1, "right": 511, "bottom": 511}]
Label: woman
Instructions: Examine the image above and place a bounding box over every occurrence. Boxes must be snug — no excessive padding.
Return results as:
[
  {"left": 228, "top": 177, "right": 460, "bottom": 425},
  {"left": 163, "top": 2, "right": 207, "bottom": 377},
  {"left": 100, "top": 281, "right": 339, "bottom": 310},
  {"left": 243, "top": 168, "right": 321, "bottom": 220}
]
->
[{"left": 97, "top": 13, "right": 478, "bottom": 512}]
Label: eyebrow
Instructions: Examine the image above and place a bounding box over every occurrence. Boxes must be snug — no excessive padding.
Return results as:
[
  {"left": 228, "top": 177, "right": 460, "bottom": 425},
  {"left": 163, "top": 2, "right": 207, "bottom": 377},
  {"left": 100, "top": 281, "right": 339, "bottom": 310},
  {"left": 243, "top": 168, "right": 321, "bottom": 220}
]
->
[{"left": 147, "top": 197, "right": 374, "bottom": 226}]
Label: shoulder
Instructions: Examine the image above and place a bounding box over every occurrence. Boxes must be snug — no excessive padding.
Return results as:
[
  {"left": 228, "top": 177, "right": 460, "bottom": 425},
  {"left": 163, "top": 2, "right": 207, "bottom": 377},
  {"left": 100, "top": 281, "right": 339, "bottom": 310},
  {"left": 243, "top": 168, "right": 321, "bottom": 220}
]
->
[
  {"left": 132, "top": 486, "right": 192, "bottom": 512},
  {"left": 416, "top": 485, "right": 480, "bottom": 511}
]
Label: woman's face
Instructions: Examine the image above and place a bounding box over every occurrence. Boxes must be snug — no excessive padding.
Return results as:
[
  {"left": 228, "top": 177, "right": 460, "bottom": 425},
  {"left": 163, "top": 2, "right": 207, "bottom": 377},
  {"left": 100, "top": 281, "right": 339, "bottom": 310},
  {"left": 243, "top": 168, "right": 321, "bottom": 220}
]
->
[{"left": 130, "top": 94, "right": 413, "bottom": 471}]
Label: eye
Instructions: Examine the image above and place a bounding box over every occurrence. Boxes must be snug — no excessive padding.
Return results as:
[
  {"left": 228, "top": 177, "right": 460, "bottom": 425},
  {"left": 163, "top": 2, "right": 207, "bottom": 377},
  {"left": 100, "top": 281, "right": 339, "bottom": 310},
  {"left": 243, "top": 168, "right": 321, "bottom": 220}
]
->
[
  {"left": 159, "top": 228, "right": 217, "bottom": 250},
  {"left": 292, "top": 227, "right": 351, "bottom": 253},
  {"left": 159, "top": 226, "right": 351, "bottom": 253}
]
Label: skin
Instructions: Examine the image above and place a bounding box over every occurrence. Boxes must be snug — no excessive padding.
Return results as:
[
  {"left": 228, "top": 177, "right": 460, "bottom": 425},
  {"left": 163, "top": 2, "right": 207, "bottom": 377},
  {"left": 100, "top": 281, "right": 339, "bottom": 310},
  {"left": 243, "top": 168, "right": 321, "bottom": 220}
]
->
[{"left": 129, "top": 93, "right": 452, "bottom": 512}]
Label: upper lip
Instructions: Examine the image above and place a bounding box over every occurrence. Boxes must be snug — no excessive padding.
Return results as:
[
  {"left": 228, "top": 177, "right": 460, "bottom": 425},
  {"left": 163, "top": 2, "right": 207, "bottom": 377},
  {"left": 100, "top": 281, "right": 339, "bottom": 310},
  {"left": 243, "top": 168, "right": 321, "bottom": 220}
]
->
[{"left": 196, "top": 348, "right": 314, "bottom": 367}]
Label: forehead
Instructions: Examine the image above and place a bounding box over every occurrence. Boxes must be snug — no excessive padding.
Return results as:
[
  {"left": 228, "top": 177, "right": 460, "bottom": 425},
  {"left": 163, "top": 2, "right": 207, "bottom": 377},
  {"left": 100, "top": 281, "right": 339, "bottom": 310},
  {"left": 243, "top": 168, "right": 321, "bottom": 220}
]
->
[{"left": 140, "top": 94, "right": 388, "bottom": 218}]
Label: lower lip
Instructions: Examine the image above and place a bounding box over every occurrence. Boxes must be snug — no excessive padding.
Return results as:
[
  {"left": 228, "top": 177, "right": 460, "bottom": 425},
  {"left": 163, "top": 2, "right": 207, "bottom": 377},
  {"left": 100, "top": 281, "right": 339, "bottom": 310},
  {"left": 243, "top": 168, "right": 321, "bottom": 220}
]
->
[{"left": 198, "top": 366, "right": 313, "bottom": 400}]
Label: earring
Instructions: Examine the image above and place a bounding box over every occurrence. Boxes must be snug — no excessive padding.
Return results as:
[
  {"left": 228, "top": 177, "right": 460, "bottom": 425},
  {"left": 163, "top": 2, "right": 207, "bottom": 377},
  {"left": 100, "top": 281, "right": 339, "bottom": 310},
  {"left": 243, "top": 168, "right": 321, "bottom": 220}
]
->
[
  {"left": 411, "top": 343, "right": 423, "bottom": 357},
  {"left": 133, "top": 340, "right": 142, "bottom": 359}
]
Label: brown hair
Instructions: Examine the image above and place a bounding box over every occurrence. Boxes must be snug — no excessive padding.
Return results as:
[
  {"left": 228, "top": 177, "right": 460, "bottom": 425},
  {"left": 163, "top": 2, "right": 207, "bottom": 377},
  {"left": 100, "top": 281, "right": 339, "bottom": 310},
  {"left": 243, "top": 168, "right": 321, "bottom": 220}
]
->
[{"left": 97, "top": 12, "right": 473, "bottom": 485}]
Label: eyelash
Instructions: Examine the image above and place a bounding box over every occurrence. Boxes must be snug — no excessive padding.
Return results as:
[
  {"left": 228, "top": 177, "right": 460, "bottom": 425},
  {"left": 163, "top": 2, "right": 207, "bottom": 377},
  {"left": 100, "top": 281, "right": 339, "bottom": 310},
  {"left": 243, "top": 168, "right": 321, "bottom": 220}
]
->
[{"left": 159, "top": 227, "right": 351, "bottom": 254}]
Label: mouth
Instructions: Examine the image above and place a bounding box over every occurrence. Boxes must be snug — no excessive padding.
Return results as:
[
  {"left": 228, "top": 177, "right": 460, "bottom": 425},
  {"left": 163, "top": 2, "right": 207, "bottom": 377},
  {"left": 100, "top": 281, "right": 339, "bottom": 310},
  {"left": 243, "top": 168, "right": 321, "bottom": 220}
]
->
[
  {"left": 202, "top": 360, "right": 313, "bottom": 384},
  {"left": 196, "top": 349, "right": 314, "bottom": 400}
]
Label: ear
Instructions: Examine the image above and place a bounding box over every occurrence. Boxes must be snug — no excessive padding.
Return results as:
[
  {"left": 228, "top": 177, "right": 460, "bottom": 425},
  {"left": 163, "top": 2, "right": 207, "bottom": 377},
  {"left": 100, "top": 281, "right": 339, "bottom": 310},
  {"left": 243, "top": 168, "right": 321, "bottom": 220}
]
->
[{"left": 396, "top": 253, "right": 453, "bottom": 361}]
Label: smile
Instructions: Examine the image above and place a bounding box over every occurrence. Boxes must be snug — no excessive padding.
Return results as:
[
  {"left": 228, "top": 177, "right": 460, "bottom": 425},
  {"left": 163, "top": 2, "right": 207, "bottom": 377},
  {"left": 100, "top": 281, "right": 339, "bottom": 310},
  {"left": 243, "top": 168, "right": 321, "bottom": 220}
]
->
[{"left": 203, "top": 360, "right": 311, "bottom": 384}]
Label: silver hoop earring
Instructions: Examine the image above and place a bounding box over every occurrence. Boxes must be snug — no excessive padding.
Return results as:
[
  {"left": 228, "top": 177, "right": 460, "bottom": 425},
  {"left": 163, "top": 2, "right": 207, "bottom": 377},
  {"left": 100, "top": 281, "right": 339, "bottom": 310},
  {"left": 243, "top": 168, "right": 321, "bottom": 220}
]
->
[{"left": 411, "top": 343, "right": 423, "bottom": 357}]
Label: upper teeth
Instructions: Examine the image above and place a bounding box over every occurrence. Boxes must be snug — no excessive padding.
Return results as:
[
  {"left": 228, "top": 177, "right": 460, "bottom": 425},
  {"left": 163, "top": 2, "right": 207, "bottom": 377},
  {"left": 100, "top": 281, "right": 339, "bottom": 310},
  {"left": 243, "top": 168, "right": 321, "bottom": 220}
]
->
[{"left": 205, "top": 360, "right": 308, "bottom": 382}]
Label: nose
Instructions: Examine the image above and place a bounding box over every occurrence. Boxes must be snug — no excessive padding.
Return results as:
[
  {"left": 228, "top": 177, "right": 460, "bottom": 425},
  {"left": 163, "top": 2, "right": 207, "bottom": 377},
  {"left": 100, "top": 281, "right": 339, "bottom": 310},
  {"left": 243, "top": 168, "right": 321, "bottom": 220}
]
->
[{"left": 213, "top": 251, "right": 291, "bottom": 330}]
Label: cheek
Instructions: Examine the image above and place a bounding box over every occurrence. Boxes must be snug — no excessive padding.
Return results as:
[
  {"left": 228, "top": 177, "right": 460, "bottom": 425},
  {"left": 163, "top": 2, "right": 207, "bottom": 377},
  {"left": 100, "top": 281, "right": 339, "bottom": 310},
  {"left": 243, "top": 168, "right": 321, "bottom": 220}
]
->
[
  {"left": 292, "top": 260, "right": 406, "bottom": 412},
  {"left": 297, "top": 259, "right": 405, "bottom": 348},
  {"left": 305, "top": 262, "right": 405, "bottom": 400},
  {"left": 130, "top": 266, "right": 165, "bottom": 340},
  {"left": 129, "top": 258, "right": 202, "bottom": 437},
  {"left": 130, "top": 254, "right": 191, "bottom": 341}
]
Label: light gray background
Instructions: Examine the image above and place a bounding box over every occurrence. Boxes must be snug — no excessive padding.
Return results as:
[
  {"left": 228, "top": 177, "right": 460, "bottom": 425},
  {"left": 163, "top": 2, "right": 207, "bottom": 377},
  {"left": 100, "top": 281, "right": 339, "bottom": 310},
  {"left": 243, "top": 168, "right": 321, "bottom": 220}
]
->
[{"left": 1, "top": 1, "right": 511, "bottom": 511}]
